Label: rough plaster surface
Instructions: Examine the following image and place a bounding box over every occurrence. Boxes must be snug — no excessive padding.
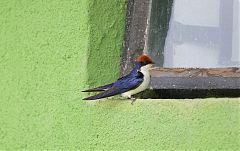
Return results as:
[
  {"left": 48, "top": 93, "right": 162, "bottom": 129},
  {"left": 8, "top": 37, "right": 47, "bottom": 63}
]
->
[
  {"left": 86, "top": 99, "right": 240, "bottom": 150},
  {"left": 87, "top": 0, "right": 127, "bottom": 87},
  {"left": 0, "top": 0, "right": 239, "bottom": 150},
  {"left": 0, "top": 0, "right": 90, "bottom": 149}
]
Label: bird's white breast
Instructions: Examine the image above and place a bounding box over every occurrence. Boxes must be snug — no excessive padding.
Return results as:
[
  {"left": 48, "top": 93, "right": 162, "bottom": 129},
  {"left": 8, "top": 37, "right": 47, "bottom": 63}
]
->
[{"left": 121, "top": 64, "right": 151, "bottom": 98}]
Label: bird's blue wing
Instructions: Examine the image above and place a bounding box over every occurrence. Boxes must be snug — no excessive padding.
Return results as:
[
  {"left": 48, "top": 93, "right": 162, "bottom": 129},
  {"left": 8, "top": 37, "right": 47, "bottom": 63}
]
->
[
  {"left": 83, "top": 72, "right": 144, "bottom": 100},
  {"left": 82, "top": 83, "right": 114, "bottom": 92}
]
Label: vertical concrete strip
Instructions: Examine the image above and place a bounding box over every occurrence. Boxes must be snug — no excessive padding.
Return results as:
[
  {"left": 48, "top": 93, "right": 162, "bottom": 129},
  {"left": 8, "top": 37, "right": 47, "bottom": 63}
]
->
[{"left": 87, "top": 0, "right": 127, "bottom": 87}]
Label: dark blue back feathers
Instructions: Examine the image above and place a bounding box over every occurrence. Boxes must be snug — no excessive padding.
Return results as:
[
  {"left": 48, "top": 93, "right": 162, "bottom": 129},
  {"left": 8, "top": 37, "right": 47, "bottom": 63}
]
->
[{"left": 82, "top": 63, "right": 143, "bottom": 100}]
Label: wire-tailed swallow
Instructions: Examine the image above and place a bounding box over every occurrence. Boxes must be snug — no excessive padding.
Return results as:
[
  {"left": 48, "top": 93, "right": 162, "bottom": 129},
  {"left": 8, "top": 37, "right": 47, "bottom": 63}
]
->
[{"left": 82, "top": 55, "right": 154, "bottom": 101}]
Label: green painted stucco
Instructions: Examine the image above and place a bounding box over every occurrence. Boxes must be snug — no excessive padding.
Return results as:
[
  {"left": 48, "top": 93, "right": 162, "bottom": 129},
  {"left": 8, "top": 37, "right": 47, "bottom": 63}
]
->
[
  {"left": 0, "top": 0, "right": 91, "bottom": 149},
  {"left": 87, "top": 0, "right": 127, "bottom": 87},
  {"left": 0, "top": 0, "right": 239, "bottom": 150},
  {"left": 86, "top": 99, "right": 240, "bottom": 150}
]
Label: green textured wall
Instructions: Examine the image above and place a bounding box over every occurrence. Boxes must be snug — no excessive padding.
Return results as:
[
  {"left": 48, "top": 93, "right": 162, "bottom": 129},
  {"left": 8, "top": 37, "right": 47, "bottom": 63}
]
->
[
  {"left": 0, "top": 0, "right": 239, "bottom": 150},
  {"left": 87, "top": 0, "right": 126, "bottom": 87},
  {"left": 0, "top": 0, "right": 91, "bottom": 149}
]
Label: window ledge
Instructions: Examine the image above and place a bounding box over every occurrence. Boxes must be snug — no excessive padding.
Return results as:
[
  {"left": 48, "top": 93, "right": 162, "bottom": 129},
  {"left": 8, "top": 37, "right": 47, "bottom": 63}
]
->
[{"left": 150, "top": 67, "right": 240, "bottom": 89}]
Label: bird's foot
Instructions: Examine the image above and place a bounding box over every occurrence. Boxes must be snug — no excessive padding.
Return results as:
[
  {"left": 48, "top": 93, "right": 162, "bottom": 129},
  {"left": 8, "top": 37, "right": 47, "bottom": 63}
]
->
[{"left": 130, "top": 97, "right": 136, "bottom": 105}]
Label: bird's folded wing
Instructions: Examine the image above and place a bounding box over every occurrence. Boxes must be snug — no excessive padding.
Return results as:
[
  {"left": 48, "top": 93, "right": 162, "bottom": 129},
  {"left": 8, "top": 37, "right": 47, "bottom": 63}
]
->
[
  {"left": 82, "top": 83, "right": 114, "bottom": 92},
  {"left": 82, "top": 87, "right": 125, "bottom": 100},
  {"left": 82, "top": 76, "right": 143, "bottom": 100}
]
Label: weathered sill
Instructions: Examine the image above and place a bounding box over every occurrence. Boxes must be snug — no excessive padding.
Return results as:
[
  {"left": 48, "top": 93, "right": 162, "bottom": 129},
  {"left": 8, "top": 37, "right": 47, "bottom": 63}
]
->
[
  {"left": 134, "top": 67, "right": 240, "bottom": 99},
  {"left": 149, "top": 67, "right": 240, "bottom": 89}
]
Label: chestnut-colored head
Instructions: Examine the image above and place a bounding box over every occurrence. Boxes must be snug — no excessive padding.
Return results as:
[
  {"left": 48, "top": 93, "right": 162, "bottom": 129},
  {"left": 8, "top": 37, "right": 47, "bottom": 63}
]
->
[{"left": 135, "top": 55, "right": 154, "bottom": 66}]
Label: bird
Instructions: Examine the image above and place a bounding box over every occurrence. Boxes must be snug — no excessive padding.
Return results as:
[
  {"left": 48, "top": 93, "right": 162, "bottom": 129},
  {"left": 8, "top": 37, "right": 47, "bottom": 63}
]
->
[{"left": 82, "top": 54, "right": 154, "bottom": 103}]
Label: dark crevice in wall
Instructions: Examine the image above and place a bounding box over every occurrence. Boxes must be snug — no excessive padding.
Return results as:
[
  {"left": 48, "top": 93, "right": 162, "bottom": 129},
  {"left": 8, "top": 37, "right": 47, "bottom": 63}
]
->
[{"left": 121, "top": 0, "right": 151, "bottom": 76}]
